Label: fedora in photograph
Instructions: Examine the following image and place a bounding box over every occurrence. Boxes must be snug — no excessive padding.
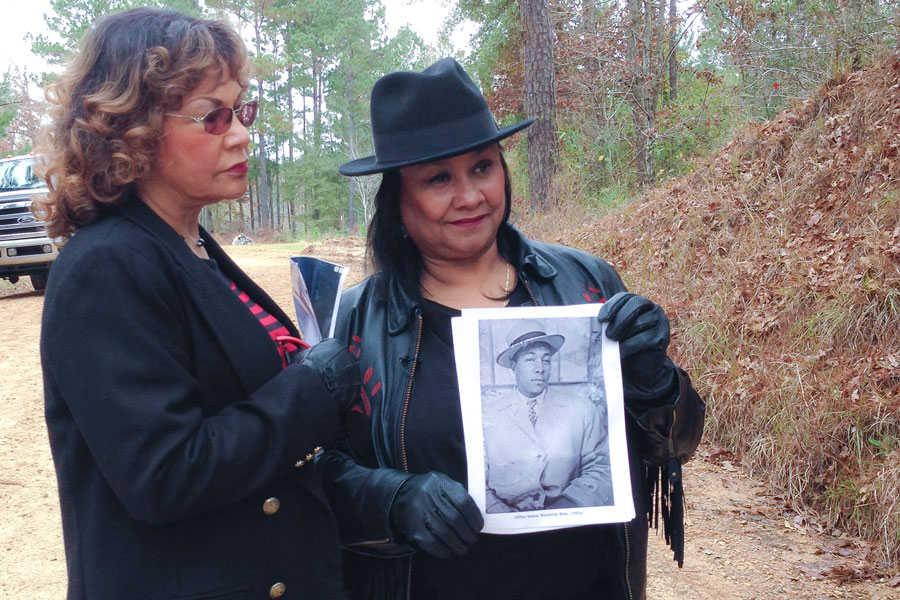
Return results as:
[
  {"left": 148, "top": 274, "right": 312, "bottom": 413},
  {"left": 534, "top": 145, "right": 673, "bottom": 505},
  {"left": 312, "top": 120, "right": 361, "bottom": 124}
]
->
[
  {"left": 339, "top": 57, "right": 533, "bottom": 176},
  {"left": 496, "top": 319, "right": 565, "bottom": 369}
]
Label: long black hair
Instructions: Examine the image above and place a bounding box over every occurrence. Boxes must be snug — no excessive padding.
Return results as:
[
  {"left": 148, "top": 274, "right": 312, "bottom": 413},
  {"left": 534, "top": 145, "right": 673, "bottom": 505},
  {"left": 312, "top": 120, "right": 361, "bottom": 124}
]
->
[{"left": 367, "top": 148, "right": 513, "bottom": 301}]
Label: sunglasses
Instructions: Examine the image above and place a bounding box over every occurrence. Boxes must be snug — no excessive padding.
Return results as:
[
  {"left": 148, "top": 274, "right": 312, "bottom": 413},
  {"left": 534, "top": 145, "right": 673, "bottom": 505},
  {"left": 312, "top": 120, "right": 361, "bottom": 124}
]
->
[{"left": 165, "top": 101, "right": 258, "bottom": 135}]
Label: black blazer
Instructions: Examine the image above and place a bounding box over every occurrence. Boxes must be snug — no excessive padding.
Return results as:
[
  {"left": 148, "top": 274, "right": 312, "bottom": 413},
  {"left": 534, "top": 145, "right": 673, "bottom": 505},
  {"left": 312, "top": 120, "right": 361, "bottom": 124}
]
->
[{"left": 41, "top": 197, "right": 344, "bottom": 599}]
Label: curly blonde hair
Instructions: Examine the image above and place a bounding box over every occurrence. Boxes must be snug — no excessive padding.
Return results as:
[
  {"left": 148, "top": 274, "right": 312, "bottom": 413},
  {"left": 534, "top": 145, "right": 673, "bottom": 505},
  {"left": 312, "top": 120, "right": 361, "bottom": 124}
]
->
[{"left": 34, "top": 8, "right": 251, "bottom": 239}]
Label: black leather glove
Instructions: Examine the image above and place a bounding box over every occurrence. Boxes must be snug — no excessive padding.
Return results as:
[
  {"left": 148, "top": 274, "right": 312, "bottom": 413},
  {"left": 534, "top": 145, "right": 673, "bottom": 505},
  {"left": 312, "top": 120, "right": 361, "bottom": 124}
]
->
[
  {"left": 293, "top": 338, "right": 361, "bottom": 412},
  {"left": 597, "top": 292, "right": 677, "bottom": 405},
  {"left": 389, "top": 472, "right": 483, "bottom": 558}
]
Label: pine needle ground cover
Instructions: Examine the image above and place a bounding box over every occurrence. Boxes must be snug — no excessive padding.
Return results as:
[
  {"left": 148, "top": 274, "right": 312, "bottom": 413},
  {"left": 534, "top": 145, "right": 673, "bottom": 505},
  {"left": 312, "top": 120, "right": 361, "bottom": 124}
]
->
[{"left": 535, "top": 54, "right": 900, "bottom": 568}]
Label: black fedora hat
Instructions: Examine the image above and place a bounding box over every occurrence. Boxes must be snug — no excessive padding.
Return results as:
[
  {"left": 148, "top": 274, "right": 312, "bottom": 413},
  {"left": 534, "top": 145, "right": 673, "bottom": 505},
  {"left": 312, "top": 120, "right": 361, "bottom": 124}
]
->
[{"left": 339, "top": 57, "right": 533, "bottom": 176}]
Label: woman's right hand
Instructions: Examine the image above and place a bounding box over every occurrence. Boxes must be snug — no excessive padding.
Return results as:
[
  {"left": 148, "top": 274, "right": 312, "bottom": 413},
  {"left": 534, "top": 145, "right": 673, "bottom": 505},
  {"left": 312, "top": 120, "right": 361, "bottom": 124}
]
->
[{"left": 293, "top": 338, "right": 361, "bottom": 412}]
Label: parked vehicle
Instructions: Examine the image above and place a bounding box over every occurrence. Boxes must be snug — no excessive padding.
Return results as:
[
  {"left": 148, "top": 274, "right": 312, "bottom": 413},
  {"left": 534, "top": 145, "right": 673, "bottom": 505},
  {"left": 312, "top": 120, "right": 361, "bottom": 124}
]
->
[{"left": 0, "top": 154, "right": 60, "bottom": 291}]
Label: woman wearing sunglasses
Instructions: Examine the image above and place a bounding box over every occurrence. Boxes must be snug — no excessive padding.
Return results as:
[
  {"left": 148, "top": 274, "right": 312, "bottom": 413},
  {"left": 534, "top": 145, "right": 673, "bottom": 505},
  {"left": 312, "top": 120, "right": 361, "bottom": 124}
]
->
[{"left": 36, "top": 8, "right": 357, "bottom": 600}]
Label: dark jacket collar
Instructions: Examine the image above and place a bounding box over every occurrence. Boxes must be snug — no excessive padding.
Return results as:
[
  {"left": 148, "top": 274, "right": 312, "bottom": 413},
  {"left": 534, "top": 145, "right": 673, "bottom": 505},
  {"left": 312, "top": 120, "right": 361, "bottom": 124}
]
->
[
  {"left": 384, "top": 223, "right": 558, "bottom": 334},
  {"left": 108, "top": 196, "right": 298, "bottom": 393},
  {"left": 498, "top": 222, "right": 558, "bottom": 279},
  {"left": 112, "top": 195, "right": 297, "bottom": 329},
  {"left": 112, "top": 194, "right": 195, "bottom": 257}
]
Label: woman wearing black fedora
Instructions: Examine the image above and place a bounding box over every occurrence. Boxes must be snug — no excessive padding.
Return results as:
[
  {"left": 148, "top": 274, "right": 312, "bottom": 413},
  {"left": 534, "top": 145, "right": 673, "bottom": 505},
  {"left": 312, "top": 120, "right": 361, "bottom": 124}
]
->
[{"left": 321, "top": 57, "right": 705, "bottom": 599}]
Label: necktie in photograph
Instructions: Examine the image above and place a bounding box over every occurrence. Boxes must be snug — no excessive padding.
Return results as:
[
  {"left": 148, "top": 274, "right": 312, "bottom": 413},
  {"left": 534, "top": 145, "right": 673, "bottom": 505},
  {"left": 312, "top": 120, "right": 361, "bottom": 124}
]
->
[{"left": 528, "top": 397, "right": 538, "bottom": 426}]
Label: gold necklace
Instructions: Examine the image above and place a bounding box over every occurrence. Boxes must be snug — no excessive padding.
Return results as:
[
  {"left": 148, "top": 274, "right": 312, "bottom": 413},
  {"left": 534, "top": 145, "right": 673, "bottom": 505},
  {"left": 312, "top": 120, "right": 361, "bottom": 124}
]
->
[
  {"left": 501, "top": 262, "right": 515, "bottom": 307},
  {"left": 419, "top": 262, "right": 514, "bottom": 306}
]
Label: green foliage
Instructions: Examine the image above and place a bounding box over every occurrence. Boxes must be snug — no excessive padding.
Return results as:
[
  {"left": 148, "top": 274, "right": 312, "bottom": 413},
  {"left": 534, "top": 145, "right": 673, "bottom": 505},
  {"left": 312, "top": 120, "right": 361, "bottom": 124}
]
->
[
  {"left": 653, "top": 67, "right": 747, "bottom": 178},
  {"left": 29, "top": 0, "right": 202, "bottom": 68},
  {"left": 698, "top": 0, "right": 899, "bottom": 120},
  {"left": 550, "top": 60, "right": 746, "bottom": 205},
  {"left": 201, "top": 0, "right": 430, "bottom": 233},
  {"left": 452, "top": 0, "right": 520, "bottom": 89},
  {"left": 281, "top": 145, "right": 348, "bottom": 234},
  {"left": 0, "top": 73, "right": 15, "bottom": 143},
  {"left": 460, "top": 0, "right": 899, "bottom": 207},
  {"left": 30, "top": 0, "right": 899, "bottom": 234}
]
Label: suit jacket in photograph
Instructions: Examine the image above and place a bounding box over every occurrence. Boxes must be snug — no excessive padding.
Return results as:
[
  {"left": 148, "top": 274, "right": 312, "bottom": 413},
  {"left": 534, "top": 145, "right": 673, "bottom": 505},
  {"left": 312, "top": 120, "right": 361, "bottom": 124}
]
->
[{"left": 483, "top": 384, "right": 612, "bottom": 511}]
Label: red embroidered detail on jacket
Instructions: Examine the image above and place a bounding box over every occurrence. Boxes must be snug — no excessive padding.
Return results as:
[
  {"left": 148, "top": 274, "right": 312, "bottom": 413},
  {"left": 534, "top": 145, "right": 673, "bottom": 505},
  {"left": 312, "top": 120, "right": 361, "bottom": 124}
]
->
[
  {"left": 347, "top": 337, "right": 378, "bottom": 417},
  {"left": 351, "top": 387, "right": 372, "bottom": 416},
  {"left": 351, "top": 372, "right": 381, "bottom": 417},
  {"left": 582, "top": 283, "right": 607, "bottom": 304}
]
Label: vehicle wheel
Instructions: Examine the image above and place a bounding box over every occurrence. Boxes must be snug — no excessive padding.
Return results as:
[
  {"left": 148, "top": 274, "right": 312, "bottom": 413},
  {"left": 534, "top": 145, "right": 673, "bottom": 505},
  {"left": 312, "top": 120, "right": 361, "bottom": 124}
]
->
[{"left": 30, "top": 271, "right": 49, "bottom": 291}]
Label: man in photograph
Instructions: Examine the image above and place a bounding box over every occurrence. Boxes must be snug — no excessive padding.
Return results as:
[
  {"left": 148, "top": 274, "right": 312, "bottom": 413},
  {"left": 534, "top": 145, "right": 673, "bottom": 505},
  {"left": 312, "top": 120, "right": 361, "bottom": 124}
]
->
[{"left": 483, "top": 320, "right": 613, "bottom": 513}]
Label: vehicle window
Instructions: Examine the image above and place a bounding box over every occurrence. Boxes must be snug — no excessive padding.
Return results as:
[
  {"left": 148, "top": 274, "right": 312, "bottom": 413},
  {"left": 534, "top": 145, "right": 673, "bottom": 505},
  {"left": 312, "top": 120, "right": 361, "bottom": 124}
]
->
[{"left": 0, "top": 159, "right": 43, "bottom": 191}]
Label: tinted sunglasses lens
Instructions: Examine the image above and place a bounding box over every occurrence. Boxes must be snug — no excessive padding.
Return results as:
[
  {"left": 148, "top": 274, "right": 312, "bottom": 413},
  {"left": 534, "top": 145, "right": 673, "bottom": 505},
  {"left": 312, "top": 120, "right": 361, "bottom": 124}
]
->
[
  {"left": 238, "top": 102, "right": 258, "bottom": 128},
  {"left": 203, "top": 106, "right": 234, "bottom": 134}
]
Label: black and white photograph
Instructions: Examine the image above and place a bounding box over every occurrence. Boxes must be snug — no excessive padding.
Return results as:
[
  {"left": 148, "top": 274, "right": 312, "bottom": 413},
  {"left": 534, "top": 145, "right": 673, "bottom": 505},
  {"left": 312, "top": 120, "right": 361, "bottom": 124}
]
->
[{"left": 452, "top": 304, "right": 635, "bottom": 534}]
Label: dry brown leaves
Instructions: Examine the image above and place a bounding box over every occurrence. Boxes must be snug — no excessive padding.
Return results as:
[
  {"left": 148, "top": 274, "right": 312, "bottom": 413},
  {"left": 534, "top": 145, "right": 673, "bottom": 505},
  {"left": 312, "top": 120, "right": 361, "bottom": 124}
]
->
[
  {"left": 800, "top": 539, "right": 890, "bottom": 585},
  {"left": 559, "top": 53, "right": 900, "bottom": 568}
]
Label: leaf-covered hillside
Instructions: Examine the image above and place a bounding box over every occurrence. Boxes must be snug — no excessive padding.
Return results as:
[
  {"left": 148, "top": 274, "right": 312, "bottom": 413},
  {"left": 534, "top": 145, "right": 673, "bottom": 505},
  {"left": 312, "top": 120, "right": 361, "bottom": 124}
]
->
[{"left": 565, "top": 54, "right": 900, "bottom": 566}]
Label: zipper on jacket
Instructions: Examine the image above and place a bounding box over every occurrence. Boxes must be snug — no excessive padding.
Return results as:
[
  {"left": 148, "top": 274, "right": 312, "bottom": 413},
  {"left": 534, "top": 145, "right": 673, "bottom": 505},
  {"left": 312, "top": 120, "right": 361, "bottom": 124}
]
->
[
  {"left": 401, "top": 311, "right": 423, "bottom": 600},
  {"left": 624, "top": 522, "right": 634, "bottom": 600},
  {"left": 399, "top": 311, "right": 423, "bottom": 473},
  {"left": 406, "top": 560, "right": 414, "bottom": 600},
  {"left": 521, "top": 276, "right": 539, "bottom": 306}
]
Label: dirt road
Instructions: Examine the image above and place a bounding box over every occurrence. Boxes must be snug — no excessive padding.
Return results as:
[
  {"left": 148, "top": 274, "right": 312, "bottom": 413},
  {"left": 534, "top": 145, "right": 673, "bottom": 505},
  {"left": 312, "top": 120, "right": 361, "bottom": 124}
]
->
[{"left": 1, "top": 241, "right": 896, "bottom": 599}]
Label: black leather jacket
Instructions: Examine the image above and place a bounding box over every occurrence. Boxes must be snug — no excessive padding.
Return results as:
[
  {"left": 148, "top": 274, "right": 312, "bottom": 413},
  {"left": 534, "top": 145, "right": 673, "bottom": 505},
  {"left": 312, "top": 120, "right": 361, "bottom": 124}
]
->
[{"left": 321, "top": 224, "right": 705, "bottom": 600}]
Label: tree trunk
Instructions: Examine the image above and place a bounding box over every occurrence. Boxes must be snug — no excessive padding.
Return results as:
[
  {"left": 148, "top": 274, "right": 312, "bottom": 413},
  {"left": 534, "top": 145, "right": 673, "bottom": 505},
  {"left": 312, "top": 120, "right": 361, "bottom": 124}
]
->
[
  {"left": 347, "top": 178, "right": 355, "bottom": 234},
  {"left": 286, "top": 58, "right": 296, "bottom": 235},
  {"left": 345, "top": 87, "right": 358, "bottom": 234},
  {"left": 519, "top": 0, "right": 558, "bottom": 212},
  {"left": 626, "top": 0, "right": 664, "bottom": 187},
  {"left": 668, "top": 0, "right": 678, "bottom": 102},
  {"left": 255, "top": 123, "right": 270, "bottom": 228},
  {"left": 249, "top": 181, "right": 256, "bottom": 231},
  {"left": 253, "top": 22, "right": 270, "bottom": 229},
  {"left": 301, "top": 85, "right": 308, "bottom": 140},
  {"left": 312, "top": 56, "right": 323, "bottom": 150},
  {"left": 274, "top": 144, "right": 282, "bottom": 230}
]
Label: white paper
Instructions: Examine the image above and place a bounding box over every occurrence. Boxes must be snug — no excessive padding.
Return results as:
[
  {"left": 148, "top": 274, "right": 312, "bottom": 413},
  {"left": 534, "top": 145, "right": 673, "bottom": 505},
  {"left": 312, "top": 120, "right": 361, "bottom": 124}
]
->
[{"left": 451, "top": 303, "right": 634, "bottom": 534}]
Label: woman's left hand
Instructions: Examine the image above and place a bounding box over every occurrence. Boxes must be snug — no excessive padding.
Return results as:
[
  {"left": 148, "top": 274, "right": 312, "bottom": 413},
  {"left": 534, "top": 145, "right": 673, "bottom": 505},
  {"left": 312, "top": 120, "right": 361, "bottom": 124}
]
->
[
  {"left": 597, "top": 292, "right": 677, "bottom": 406},
  {"left": 292, "top": 338, "right": 361, "bottom": 412},
  {"left": 390, "top": 472, "right": 483, "bottom": 558}
]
